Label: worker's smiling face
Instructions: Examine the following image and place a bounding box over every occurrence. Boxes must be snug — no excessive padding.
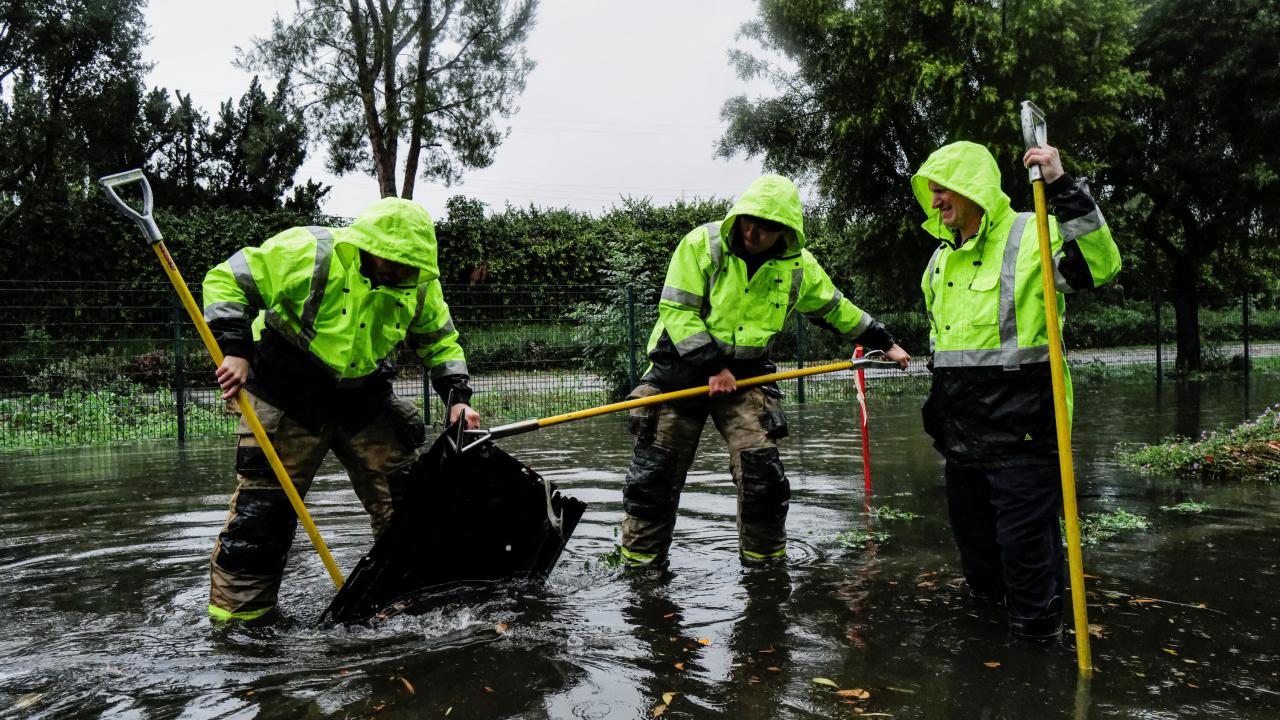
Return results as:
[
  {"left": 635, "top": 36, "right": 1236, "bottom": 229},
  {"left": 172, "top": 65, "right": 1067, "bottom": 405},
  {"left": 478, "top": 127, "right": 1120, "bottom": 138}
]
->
[{"left": 928, "top": 180, "right": 983, "bottom": 236}]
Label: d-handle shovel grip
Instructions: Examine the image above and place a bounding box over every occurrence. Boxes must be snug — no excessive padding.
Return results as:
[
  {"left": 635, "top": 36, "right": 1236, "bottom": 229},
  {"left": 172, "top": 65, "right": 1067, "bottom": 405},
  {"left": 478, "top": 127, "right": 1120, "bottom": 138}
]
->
[
  {"left": 99, "top": 169, "right": 163, "bottom": 244},
  {"left": 1019, "top": 101, "right": 1048, "bottom": 182}
]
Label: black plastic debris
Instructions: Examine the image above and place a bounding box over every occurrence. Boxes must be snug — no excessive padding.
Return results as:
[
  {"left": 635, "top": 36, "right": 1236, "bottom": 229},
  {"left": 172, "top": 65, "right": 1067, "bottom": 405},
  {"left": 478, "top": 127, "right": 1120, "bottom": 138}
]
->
[{"left": 321, "top": 422, "right": 586, "bottom": 625}]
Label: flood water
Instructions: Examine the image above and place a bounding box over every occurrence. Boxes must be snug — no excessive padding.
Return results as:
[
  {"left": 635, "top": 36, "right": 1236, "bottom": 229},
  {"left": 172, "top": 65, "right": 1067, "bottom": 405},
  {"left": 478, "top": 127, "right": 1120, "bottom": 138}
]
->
[{"left": 1, "top": 374, "right": 1278, "bottom": 719}]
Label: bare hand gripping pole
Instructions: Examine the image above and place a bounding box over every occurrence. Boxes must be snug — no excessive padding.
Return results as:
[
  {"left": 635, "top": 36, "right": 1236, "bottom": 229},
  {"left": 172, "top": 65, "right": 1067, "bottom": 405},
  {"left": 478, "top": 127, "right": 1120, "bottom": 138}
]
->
[
  {"left": 99, "top": 169, "right": 345, "bottom": 590},
  {"left": 1019, "top": 101, "right": 1092, "bottom": 675}
]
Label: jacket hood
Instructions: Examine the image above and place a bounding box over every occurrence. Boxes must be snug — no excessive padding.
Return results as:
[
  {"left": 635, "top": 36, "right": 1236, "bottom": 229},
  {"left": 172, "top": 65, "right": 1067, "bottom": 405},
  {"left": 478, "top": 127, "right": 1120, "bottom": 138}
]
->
[
  {"left": 719, "top": 174, "right": 806, "bottom": 251},
  {"left": 337, "top": 197, "right": 439, "bottom": 282},
  {"left": 911, "top": 141, "right": 1012, "bottom": 242}
]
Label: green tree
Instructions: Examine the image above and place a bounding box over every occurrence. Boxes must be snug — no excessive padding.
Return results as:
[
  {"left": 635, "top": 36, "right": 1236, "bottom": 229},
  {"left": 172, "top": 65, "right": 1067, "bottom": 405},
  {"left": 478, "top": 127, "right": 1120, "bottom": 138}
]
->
[
  {"left": 717, "top": 0, "right": 1151, "bottom": 309},
  {"left": 204, "top": 75, "right": 309, "bottom": 209},
  {"left": 241, "top": 0, "right": 536, "bottom": 199},
  {"left": 1109, "top": 0, "right": 1280, "bottom": 372}
]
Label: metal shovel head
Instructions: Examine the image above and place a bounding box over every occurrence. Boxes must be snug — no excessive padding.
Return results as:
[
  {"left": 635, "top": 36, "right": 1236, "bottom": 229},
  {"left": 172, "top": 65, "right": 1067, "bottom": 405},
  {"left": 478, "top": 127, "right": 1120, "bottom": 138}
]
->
[{"left": 320, "top": 423, "right": 587, "bottom": 625}]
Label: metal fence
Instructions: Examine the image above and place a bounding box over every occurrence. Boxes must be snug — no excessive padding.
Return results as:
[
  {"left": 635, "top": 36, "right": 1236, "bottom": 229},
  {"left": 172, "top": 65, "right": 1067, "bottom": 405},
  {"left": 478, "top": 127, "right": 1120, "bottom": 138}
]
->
[{"left": 1, "top": 281, "right": 1276, "bottom": 451}]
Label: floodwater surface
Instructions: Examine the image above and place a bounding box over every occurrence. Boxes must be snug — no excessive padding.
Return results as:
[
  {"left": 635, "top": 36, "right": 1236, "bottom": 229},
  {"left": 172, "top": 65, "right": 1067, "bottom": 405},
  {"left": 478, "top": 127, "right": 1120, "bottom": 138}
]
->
[{"left": 1, "top": 374, "right": 1278, "bottom": 719}]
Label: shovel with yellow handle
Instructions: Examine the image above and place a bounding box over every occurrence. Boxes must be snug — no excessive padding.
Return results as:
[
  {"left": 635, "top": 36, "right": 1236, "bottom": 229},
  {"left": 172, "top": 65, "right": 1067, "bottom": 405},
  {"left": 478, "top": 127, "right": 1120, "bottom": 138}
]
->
[
  {"left": 1020, "top": 101, "right": 1092, "bottom": 675},
  {"left": 98, "top": 169, "right": 345, "bottom": 590}
]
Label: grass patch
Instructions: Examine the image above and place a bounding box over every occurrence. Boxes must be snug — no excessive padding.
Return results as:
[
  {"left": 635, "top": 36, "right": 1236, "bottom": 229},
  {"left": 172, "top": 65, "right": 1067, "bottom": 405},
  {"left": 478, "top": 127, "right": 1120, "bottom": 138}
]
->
[
  {"left": 1067, "top": 509, "right": 1150, "bottom": 546},
  {"left": 0, "top": 387, "right": 232, "bottom": 451},
  {"left": 1118, "top": 403, "right": 1280, "bottom": 480},
  {"left": 1160, "top": 501, "right": 1213, "bottom": 514},
  {"left": 868, "top": 506, "right": 919, "bottom": 521},
  {"left": 835, "top": 528, "right": 892, "bottom": 547}
]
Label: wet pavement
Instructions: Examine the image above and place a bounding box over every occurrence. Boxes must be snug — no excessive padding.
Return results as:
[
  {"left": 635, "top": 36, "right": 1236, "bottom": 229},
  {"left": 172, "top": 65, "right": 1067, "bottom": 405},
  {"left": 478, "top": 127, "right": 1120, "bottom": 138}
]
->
[{"left": 0, "top": 373, "right": 1277, "bottom": 719}]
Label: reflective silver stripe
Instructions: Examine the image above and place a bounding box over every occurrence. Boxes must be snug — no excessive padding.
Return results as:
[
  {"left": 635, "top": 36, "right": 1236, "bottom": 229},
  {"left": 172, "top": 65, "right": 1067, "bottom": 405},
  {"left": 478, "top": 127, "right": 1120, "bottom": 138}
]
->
[
  {"left": 734, "top": 344, "right": 768, "bottom": 359},
  {"left": 430, "top": 359, "right": 469, "bottom": 379},
  {"left": 1052, "top": 251, "right": 1072, "bottom": 293},
  {"left": 1058, "top": 207, "right": 1104, "bottom": 242},
  {"left": 844, "top": 311, "right": 872, "bottom": 339},
  {"left": 998, "top": 213, "right": 1031, "bottom": 370},
  {"left": 806, "top": 288, "right": 842, "bottom": 319},
  {"left": 675, "top": 330, "right": 715, "bottom": 355},
  {"left": 411, "top": 282, "right": 430, "bottom": 326},
  {"left": 203, "top": 301, "right": 253, "bottom": 322},
  {"left": 705, "top": 221, "right": 724, "bottom": 299},
  {"left": 925, "top": 245, "right": 945, "bottom": 296},
  {"left": 660, "top": 285, "right": 703, "bottom": 309},
  {"left": 932, "top": 345, "right": 1051, "bottom": 368},
  {"left": 227, "top": 250, "right": 264, "bottom": 308},
  {"left": 714, "top": 334, "right": 733, "bottom": 355},
  {"left": 788, "top": 267, "right": 803, "bottom": 311},
  {"left": 299, "top": 227, "right": 334, "bottom": 350},
  {"left": 409, "top": 318, "right": 456, "bottom": 348}
]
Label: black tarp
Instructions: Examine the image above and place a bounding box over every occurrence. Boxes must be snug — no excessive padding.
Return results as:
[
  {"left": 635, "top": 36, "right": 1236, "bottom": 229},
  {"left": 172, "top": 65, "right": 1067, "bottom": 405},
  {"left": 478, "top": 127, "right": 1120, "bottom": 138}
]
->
[{"left": 321, "top": 424, "right": 587, "bottom": 624}]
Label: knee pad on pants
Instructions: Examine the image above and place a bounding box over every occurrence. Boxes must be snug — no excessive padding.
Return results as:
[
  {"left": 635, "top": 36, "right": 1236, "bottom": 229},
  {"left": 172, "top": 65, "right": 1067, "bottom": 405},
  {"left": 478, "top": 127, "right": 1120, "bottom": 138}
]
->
[
  {"left": 739, "top": 447, "right": 789, "bottom": 526},
  {"left": 624, "top": 442, "right": 676, "bottom": 521},
  {"left": 214, "top": 489, "right": 299, "bottom": 575}
]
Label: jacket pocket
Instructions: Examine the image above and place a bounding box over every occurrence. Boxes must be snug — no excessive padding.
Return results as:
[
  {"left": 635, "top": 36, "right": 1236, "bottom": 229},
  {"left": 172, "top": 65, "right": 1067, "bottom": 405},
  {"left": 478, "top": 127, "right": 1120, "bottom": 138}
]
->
[{"left": 626, "top": 383, "right": 663, "bottom": 442}]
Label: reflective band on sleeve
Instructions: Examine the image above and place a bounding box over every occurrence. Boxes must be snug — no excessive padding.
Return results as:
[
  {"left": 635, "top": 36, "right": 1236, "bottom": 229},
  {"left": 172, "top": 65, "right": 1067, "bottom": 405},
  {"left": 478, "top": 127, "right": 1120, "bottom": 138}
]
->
[
  {"left": 705, "top": 222, "right": 723, "bottom": 270},
  {"left": 660, "top": 285, "right": 703, "bottom": 309},
  {"left": 932, "top": 345, "right": 1051, "bottom": 368},
  {"left": 430, "top": 359, "right": 470, "bottom": 379},
  {"left": 998, "top": 213, "right": 1031, "bottom": 369},
  {"left": 410, "top": 318, "right": 456, "bottom": 347},
  {"left": 1052, "top": 251, "right": 1072, "bottom": 293},
  {"left": 733, "top": 344, "right": 768, "bottom": 359},
  {"left": 806, "top": 288, "right": 842, "bottom": 319},
  {"left": 299, "top": 227, "right": 334, "bottom": 350},
  {"left": 844, "top": 312, "right": 872, "bottom": 339},
  {"left": 203, "top": 301, "right": 253, "bottom": 322},
  {"left": 1058, "top": 207, "right": 1104, "bottom": 242},
  {"left": 228, "top": 251, "right": 264, "bottom": 309},
  {"left": 411, "top": 282, "right": 429, "bottom": 327},
  {"left": 674, "top": 330, "right": 715, "bottom": 355}
]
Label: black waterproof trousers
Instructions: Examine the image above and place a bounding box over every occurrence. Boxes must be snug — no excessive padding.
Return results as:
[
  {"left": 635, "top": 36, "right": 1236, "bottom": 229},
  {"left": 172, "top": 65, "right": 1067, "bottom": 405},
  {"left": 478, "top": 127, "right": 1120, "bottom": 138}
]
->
[{"left": 945, "top": 461, "right": 1064, "bottom": 635}]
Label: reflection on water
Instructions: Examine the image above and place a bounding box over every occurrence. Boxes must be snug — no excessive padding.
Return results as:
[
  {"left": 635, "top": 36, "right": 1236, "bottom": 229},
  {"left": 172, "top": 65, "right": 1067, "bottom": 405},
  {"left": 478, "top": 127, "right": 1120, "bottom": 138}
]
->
[{"left": 1, "top": 374, "right": 1278, "bottom": 718}]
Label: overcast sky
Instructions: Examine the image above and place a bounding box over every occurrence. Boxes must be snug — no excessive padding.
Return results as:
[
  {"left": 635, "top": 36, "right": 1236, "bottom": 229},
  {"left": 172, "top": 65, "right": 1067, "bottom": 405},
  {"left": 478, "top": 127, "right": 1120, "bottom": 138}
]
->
[{"left": 144, "top": 0, "right": 781, "bottom": 219}]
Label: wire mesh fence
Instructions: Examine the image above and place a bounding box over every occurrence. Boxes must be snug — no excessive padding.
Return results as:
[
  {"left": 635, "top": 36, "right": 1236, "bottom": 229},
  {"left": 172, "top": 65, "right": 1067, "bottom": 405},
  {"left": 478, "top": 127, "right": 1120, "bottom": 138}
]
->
[{"left": 1, "top": 281, "right": 1276, "bottom": 451}]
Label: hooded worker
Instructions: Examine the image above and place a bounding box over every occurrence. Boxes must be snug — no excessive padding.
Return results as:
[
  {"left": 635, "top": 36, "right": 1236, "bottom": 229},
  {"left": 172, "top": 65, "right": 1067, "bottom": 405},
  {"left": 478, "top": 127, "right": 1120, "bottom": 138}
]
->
[
  {"left": 201, "top": 197, "right": 479, "bottom": 623},
  {"left": 619, "top": 174, "right": 911, "bottom": 567},
  {"left": 912, "top": 140, "right": 1121, "bottom": 639}
]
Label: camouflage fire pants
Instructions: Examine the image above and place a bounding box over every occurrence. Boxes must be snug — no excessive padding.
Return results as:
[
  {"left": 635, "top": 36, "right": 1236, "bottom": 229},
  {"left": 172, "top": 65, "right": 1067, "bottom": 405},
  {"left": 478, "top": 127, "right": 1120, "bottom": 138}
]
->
[
  {"left": 620, "top": 383, "right": 790, "bottom": 565},
  {"left": 208, "top": 391, "right": 424, "bottom": 621}
]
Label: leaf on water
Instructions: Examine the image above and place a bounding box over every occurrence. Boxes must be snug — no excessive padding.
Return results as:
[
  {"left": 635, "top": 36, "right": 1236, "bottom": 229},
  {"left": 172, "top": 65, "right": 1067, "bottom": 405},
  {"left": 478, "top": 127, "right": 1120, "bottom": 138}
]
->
[
  {"left": 813, "top": 677, "right": 840, "bottom": 688},
  {"left": 14, "top": 694, "right": 45, "bottom": 710},
  {"left": 674, "top": 662, "right": 685, "bottom": 671},
  {"left": 1132, "top": 598, "right": 1156, "bottom": 604},
  {"left": 885, "top": 686, "right": 916, "bottom": 694},
  {"left": 245, "top": 690, "right": 256, "bottom": 697},
  {"left": 837, "top": 688, "right": 871, "bottom": 699},
  {"left": 663, "top": 693, "right": 677, "bottom": 705},
  {"left": 759, "top": 644, "right": 776, "bottom": 654},
  {"left": 1084, "top": 573, "right": 1102, "bottom": 579},
  {"left": 445, "top": 709, "right": 452, "bottom": 717},
  {"left": 1088, "top": 624, "right": 1105, "bottom": 638},
  {"left": 767, "top": 666, "right": 782, "bottom": 672},
  {"left": 663, "top": 613, "right": 675, "bottom": 619},
  {"left": 1162, "top": 648, "right": 1178, "bottom": 656},
  {"left": 400, "top": 677, "right": 415, "bottom": 695},
  {"left": 698, "top": 638, "right": 712, "bottom": 645},
  {"left": 1183, "top": 658, "right": 1198, "bottom": 664},
  {"left": 652, "top": 704, "right": 667, "bottom": 717},
  {"left": 983, "top": 661, "right": 1001, "bottom": 668},
  {"left": 494, "top": 623, "right": 508, "bottom": 634},
  {"left": 483, "top": 686, "right": 495, "bottom": 693}
]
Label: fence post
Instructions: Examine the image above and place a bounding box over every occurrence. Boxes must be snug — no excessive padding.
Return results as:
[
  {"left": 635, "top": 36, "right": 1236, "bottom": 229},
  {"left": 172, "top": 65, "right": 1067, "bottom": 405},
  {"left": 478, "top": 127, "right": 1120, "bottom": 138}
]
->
[
  {"left": 795, "top": 314, "right": 806, "bottom": 404},
  {"left": 422, "top": 369, "right": 431, "bottom": 427},
  {"left": 626, "top": 285, "right": 639, "bottom": 390},
  {"left": 1154, "top": 291, "right": 1163, "bottom": 387},
  {"left": 1242, "top": 287, "right": 1251, "bottom": 373},
  {"left": 172, "top": 297, "right": 186, "bottom": 446}
]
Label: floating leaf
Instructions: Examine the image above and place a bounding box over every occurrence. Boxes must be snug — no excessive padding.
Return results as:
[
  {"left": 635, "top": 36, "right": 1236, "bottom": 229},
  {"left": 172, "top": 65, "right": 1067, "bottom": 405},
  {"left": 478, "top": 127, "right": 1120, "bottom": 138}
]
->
[
  {"left": 445, "top": 709, "right": 452, "bottom": 717},
  {"left": 494, "top": 623, "right": 508, "bottom": 634},
  {"left": 1162, "top": 648, "right": 1178, "bottom": 656},
  {"left": 14, "top": 694, "right": 45, "bottom": 710},
  {"left": 483, "top": 686, "right": 495, "bottom": 693},
  {"left": 885, "top": 686, "right": 916, "bottom": 694},
  {"left": 662, "top": 692, "right": 677, "bottom": 705},
  {"left": 1088, "top": 624, "right": 1105, "bottom": 638},
  {"left": 652, "top": 704, "right": 667, "bottom": 717},
  {"left": 813, "top": 677, "right": 840, "bottom": 688},
  {"left": 837, "top": 688, "right": 871, "bottom": 699},
  {"left": 767, "top": 666, "right": 782, "bottom": 673},
  {"left": 983, "top": 661, "right": 1001, "bottom": 668},
  {"left": 674, "top": 662, "right": 685, "bottom": 671},
  {"left": 698, "top": 638, "right": 712, "bottom": 646},
  {"left": 663, "top": 613, "right": 675, "bottom": 619},
  {"left": 400, "top": 677, "right": 415, "bottom": 695}
]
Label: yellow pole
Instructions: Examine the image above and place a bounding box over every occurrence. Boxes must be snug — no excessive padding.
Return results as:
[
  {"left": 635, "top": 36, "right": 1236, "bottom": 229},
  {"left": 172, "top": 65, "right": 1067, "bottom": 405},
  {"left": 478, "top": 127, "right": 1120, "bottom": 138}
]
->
[
  {"left": 534, "top": 359, "right": 861, "bottom": 430},
  {"left": 151, "top": 241, "right": 345, "bottom": 589},
  {"left": 1030, "top": 180, "right": 1092, "bottom": 674}
]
